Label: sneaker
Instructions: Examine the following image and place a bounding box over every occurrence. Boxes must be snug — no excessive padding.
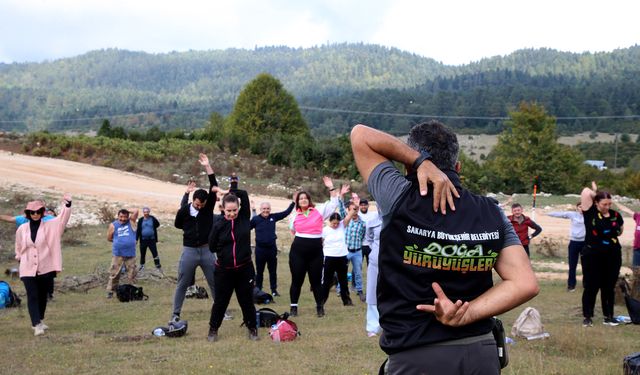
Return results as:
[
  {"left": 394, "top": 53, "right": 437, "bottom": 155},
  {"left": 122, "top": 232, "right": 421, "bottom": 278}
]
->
[
  {"left": 138, "top": 264, "right": 145, "bottom": 272},
  {"left": 358, "top": 291, "right": 366, "bottom": 302},
  {"left": 40, "top": 322, "right": 49, "bottom": 331},
  {"left": 289, "top": 306, "right": 298, "bottom": 317},
  {"left": 603, "top": 316, "right": 620, "bottom": 326},
  {"left": 207, "top": 328, "right": 218, "bottom": 342},
  {"left": 170, "top": 315, "right": 180, "bottom": 324},
  {"left": 367, "top": 332, "right": 378, "bottom": 338},
  {"left": 223, "top": 312, "right": 234, "bottom": 321},
  {"left": 567, "top": 287, "right": 576, "bottom": 292},
  {"left": 272, "top": 290, "right": 280, "bottom": 297},
  {"left": 316, "top": 305, "right": 325, "bottom": 318},
  {"left": 582, "top": 317, "right": 593, "bottom": 327},
  {"left": 34, "top": 323, "right": 45, "bottom": 336},
  {"left": 248, "top": 328, "right": 259, "bottom": 341},
  {"left": 106, "top": 291, "right": 113, "bottom": 299}
]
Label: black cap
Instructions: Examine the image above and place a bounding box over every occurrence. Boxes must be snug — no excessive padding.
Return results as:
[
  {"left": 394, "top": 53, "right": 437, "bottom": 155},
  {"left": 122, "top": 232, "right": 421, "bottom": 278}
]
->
[{"left": 360, "top": 199, "right": 368, "bottom": 205}]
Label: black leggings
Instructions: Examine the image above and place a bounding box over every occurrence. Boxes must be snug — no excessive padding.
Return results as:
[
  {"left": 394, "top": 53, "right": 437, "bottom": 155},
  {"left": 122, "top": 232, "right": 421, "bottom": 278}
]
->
[
  {"left": 21, "top": 272, "right": 55, "bottom": 326},
  {"left": 581, "top": 247, "right": 621, "bottom": 318},
  {"left": 321, "top": 256, "right": 350, "bottom": 304},
  {"left": 209, "top": 264, "right": 256, "bottom": 330},
  {"left": 289, "top": 237, "right": 324, "bottom": 307},
  {"left": 139, "top": 239, "right": 161, "bottom": 267}
]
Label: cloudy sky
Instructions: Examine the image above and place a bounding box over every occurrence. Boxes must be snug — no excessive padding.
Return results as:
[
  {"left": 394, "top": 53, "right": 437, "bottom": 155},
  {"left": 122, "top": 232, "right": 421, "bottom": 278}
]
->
[{"left": 1, "top": 0, "right": 638, "bottom": 65}]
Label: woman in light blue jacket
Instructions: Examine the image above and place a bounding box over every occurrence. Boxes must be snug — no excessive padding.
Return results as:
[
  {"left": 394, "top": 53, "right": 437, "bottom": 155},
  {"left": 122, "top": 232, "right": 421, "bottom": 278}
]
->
[
  {"left": 547, "top": 202, "right": 585, "bottom": 291},
  {"left": 364, "top": 211, "right": 382, "bottom": 337}
]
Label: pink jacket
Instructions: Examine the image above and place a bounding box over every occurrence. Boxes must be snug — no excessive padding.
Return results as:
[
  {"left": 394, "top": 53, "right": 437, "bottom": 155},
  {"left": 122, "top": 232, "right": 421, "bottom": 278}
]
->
[
  {"left": 15, "top": 205, "right": 71, "bottom": 277},
  {"left": 290, "top": 196, "right": 339, "bottom": 238}
]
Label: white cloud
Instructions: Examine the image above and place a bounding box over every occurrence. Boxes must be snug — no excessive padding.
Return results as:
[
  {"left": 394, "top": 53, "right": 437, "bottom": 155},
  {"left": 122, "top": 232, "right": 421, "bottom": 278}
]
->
[{"left": 0, "top": 0, "right": 638, "bottom": 64}]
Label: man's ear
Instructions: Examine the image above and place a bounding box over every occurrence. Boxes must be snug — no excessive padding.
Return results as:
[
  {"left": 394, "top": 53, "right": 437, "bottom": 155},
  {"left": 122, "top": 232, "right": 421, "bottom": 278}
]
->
[{"left": 455, "top": 161, "right": 461, "bottom": 173}]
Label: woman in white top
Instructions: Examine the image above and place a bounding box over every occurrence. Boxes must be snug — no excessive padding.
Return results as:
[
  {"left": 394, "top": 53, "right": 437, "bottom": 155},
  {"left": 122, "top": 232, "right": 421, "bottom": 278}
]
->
[{"left": 320, "top": 200, "right": 355, "bottom": 311}]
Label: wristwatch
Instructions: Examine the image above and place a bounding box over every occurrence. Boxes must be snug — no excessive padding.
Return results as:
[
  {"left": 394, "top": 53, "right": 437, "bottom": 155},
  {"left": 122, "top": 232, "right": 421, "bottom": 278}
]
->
[{"left": 412, "top": 150, "right": 433, "bottom": 170}]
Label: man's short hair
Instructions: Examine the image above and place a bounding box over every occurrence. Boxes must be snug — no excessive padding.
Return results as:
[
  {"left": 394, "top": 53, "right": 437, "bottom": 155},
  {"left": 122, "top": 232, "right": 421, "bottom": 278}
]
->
[
  {"left": 117, "top": 209, "right": 130, "bottom": 216},
  {"left": 359, "top": 199, "right": 368, "bottom": 205},
  {"left": 511, "top": 203, "right": 522, "bottom": 209},
  {"left": 407, "top": 120, "right": 459, "bottom": 170},
  {"left": 193, "top": 189, "right": 209, "bottom": 203}
]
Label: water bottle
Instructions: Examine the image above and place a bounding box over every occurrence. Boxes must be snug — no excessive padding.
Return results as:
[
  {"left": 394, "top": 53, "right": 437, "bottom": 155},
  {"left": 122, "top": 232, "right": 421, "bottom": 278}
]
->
[{"left": 153, "top": 328, "right": 165, "bottom": 337}]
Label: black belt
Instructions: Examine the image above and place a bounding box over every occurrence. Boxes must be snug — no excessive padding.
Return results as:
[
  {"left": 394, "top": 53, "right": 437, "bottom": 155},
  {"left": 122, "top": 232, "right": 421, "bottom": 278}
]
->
[{"left": 348, "top": 248, "right": 361, "bottom": 253}]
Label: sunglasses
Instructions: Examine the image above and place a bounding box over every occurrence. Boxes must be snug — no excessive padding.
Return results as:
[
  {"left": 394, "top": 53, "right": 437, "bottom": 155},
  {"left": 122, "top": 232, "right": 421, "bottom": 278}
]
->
[{"left": 27, "top": 209, "right": 44, "bottom": 215}]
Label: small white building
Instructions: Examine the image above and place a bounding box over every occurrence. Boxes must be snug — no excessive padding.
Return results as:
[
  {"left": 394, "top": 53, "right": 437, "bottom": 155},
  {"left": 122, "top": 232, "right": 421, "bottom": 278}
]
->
[{"left": 584, "top": 160, "right": 607, "bottom": 170}]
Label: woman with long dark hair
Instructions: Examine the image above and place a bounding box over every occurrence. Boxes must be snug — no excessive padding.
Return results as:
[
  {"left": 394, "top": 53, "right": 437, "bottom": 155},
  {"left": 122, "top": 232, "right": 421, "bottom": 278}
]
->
[
  {"left": 580, "top": 181, "right": 624, "bottom": 327},
  {"left": 288, "top": 176, "right": 341, "bottom": 317},
  {"left": 15, "top": 193, "right": 72, "bottom": 336}
]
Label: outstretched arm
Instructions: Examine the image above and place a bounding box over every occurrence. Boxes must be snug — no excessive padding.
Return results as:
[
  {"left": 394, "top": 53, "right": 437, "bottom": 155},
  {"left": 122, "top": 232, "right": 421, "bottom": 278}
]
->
[
  {"left": 613, "top": 201, "right": 635, "bottom": 216},
  {"left": 0, "top": 214, "right": 17, "bottom": 223},
  {"left": 350, "top": 124, "right": 459, "bottom": 214}
]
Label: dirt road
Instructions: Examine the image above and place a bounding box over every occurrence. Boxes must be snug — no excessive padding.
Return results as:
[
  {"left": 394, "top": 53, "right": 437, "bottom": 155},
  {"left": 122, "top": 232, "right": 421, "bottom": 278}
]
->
[{"left": 0, "top": 149, "right": 634, "bottom": 247}]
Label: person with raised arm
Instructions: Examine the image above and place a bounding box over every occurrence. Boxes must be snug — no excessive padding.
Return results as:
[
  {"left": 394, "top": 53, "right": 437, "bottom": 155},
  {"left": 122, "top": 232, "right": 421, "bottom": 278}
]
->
[
  {"left": 287, "top": 176, "right": 341, "bottom": 318},
  {"left": 351, "top": 121, "right": 538, "bottom": 374},
  {"left": 15, "top": 193, "right": 72, "bottom": 336}
]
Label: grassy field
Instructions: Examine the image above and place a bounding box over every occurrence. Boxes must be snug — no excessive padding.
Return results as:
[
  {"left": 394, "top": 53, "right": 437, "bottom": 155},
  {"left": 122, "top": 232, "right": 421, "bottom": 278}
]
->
[{"left": 2, "top": 202, "right": 640, "bottom": 374}]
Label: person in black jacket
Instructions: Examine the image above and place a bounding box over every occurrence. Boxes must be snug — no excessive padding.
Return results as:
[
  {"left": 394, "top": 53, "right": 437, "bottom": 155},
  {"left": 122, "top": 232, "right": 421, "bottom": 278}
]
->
[
  {"left": 207, "top": 188, "right": 258, "bottom": 342},
  {"left": 170, "top": 153, "right": 219, "bottom": 323},
  {"left": 136, "top": 207, "right": 161, "bottom": 271},
  {"left": 250, "top": 200, "right": 295, "bottom": 297}
]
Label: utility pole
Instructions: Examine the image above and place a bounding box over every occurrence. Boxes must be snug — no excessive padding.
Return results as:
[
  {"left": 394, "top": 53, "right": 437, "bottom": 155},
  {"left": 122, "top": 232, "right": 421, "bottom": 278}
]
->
[{"left": 614, "top": 133, "right": 618, "bottom": 169}]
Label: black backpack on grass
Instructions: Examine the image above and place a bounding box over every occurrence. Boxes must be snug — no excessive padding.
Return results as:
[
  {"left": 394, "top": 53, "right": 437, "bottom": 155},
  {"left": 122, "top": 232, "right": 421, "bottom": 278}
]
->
[
  {"left": 256, "top": 308, "right": 289, "bottom": 327},
  {"left": 620, "top": 280, "right": 640, "bottom": 324},
  {"left": 116, "top": 284, "right": 148, "bottom": 302}
]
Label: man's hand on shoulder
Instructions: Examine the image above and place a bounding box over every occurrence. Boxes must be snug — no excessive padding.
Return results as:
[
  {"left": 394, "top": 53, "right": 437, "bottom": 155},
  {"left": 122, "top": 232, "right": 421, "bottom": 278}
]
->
[
  {"left": 417, "top": 161, "right": 459, "bottom": 214},
  {"left": 416, "top": 282, "right": 474, "bottom": 327}
]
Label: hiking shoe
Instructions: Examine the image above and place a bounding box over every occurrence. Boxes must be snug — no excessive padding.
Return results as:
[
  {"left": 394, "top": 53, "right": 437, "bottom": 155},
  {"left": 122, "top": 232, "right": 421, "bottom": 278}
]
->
[
  {"left": 582, "top": 317, "right": 593, "bottom": 327},
  {"left": 106, "top": 291, "right": 114, "bottom": 299},
  {"left": 316, "top": 305, "right": 325, "bottom": 318},
  {"left": 272, "top": 290, "right": 280, "bottom": 297},
  {"left": 223, "top": 312, "right": 233, "bottom": 321},
  {"left": 289, "top": 306, "right": 298, "bottom": 317},
  {"left": 603, "top": 317, "right": 620, "bottom": 326},
  {"left": 207, "top": 328, "right": 218, "bottom": 342},
  {"left": 248, "top": 328, "right": 259, "bottom": 341},
  {"left": 358, "top": 291, "right": 366, "bottom": 302},
  {"left": 34, "top": 323, "right": 45, "bottom": 336}
]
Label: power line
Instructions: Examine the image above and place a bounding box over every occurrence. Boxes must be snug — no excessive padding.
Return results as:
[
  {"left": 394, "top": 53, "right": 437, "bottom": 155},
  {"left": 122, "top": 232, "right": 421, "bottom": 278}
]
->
[{"left": 299, "top": 106, "right": 640, "bottom": 121}]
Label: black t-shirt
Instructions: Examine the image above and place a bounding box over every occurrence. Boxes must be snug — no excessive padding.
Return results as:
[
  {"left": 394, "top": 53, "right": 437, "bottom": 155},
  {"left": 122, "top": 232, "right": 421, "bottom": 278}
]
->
[
  {"left": 370, "top": 162, "right": 518, "bottom": 354},
  {"left": 582, "top": 205, "right": 623, "bottom": 252}
]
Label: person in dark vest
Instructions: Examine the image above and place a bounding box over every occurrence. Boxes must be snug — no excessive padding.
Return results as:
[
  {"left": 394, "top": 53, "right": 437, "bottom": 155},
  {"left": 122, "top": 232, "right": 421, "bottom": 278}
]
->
[
  {"left": 106, "top": 208, "right": 139, "bottom": 299},
  {"left": 136, "top": 207, "right": 162, "bottom": 271},
  {"left": 507, "top": 203, "right": 542, "bottom": 257},
  {"left": 351, "top": 121, "right": 539, "bottom": 375},
  {"left": 250, "top": 200, "right": 295, "bottom": 297}
]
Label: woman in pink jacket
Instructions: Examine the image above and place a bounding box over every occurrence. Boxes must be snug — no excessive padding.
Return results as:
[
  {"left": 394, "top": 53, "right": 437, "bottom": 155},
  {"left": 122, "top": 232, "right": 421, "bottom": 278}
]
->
[{"left": 15, "top": 193, "right": 72, "bottom": 336}]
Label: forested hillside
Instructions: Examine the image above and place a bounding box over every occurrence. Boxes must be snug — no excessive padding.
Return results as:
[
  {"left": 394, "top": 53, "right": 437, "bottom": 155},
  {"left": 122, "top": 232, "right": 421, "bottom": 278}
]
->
[{"left": 1, "top": 43, "right": 639, "bottom": 135}]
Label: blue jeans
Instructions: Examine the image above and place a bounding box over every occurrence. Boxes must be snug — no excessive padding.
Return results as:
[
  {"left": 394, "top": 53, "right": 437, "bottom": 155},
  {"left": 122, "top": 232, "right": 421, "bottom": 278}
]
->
[
  {"left": 567, "top": 240, "right": 584, "bottom": 289},
  {"left": 340, "top": 249, "right": 363, "bottom": 293}
]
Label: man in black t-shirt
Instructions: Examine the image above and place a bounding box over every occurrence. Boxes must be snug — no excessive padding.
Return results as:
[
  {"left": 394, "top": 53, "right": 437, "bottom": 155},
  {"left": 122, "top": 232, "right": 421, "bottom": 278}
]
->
[{"left": 351, "top": 121, "right": 539, "bottom": 375}]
